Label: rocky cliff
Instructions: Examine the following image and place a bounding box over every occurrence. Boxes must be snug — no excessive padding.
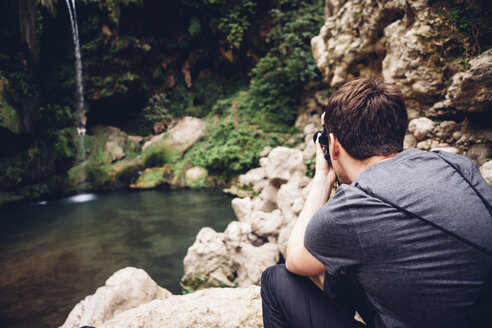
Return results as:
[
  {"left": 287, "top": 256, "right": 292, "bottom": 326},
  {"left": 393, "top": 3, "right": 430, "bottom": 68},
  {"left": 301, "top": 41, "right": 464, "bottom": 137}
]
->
[{"left": 311, "top": 0, "right": 491, "bottom": 167}]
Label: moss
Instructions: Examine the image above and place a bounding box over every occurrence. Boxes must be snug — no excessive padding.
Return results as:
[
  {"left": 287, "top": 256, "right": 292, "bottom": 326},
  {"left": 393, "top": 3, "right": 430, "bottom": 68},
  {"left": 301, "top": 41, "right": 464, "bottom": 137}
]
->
[
  {"left": 86, "top": 165, "right": 112, "bottom": 187},
  {"left": 142, "top": 142, "right": 179, "bottom": 167},
  {"left": 180, "top": 274, "right": 234, "bottom": 293},
  {"left": 131, "top": 166, "right": 172, "bottom": 189},
  {"left": 0, "top": 191, "right": 24, "bottom": 206},
  {"left": 0, "top": 76, "right": 21, "bottom": 134}
]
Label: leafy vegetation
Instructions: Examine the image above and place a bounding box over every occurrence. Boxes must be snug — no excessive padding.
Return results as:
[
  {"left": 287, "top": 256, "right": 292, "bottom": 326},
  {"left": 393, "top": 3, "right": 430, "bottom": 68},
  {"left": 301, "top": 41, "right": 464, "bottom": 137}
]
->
[
  {"left": 142, "top": 143, "right": 179, "bottom": 167},
  {"left": 186, "top": 119, "right": 281, "bottom": 177},
  {"left": 435, "top": 0, "right": 492, "bottom": 53},
  {"left": 238, "top": 0, "right": 324, "bottom": 131}
]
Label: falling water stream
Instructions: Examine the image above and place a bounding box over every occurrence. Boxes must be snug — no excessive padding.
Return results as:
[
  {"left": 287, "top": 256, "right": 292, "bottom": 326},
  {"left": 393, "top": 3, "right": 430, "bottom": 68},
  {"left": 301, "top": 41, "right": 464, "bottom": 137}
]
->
[{"left": 65, "top": 0, "right": 87, "bottom": 185}]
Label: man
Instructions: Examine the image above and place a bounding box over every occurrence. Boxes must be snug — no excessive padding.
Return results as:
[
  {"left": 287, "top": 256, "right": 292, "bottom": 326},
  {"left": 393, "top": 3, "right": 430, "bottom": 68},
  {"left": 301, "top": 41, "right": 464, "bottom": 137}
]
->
[{"left": 261, "top": 78, "right": 492, "bottom": 328}]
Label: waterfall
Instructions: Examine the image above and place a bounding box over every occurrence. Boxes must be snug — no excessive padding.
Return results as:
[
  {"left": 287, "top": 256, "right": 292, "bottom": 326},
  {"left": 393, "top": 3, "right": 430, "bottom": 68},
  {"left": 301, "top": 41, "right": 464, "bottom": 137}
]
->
[{"left": 65, "top": 0, "right": 87, "bottom": 187}]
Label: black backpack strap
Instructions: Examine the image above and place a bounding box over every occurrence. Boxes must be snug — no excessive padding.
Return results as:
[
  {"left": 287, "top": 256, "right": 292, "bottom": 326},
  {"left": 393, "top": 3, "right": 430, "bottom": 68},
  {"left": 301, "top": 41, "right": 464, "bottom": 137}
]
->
[{"left": 356, "top": 186, "right": 492, "bottom": 257}]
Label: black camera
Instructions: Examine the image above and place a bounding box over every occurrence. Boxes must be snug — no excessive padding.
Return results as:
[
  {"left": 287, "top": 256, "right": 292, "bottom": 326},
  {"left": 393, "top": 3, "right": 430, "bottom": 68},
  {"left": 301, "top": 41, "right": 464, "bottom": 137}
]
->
[{"left": 313, "top": 130, "right": 330, "bottom": 161}]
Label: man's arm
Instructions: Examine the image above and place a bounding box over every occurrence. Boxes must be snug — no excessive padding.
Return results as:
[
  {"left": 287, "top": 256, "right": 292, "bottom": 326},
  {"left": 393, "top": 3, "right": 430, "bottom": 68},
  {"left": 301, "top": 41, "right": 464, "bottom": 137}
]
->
[{"left": 285, "top": 141, "right": 336, "bottom": 276}]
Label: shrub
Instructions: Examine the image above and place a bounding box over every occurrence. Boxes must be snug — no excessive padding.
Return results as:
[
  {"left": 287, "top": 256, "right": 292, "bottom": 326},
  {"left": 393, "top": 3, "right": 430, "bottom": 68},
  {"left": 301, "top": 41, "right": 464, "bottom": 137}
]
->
[
  {"left": 238, "top": 0, "right": 325, "bottom": 131},
  {"left": 142, "top": 143, "right": 178, "bottom": 167},
  {"left": 188, "top": 119, "right": 281, "bottom": 176}
]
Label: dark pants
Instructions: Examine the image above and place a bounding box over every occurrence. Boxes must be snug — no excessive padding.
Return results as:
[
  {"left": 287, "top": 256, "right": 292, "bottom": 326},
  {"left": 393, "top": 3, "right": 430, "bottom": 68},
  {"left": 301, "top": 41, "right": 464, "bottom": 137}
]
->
[{"left": 261, "top": 264, "right": 375, "bottom": 328}]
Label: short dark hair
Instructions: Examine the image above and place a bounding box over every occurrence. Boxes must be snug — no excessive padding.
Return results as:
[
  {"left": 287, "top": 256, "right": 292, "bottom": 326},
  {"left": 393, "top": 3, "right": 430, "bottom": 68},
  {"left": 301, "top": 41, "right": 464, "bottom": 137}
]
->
[{"left": 323, "top": 78, "right": 408, "bottom": 160}]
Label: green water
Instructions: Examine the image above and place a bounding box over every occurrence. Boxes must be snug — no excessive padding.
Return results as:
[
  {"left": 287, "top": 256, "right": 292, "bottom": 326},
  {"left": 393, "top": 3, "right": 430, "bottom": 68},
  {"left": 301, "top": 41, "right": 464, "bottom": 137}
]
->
[{"left": 0, "top": 189, "right": 236, "bottom": 328}]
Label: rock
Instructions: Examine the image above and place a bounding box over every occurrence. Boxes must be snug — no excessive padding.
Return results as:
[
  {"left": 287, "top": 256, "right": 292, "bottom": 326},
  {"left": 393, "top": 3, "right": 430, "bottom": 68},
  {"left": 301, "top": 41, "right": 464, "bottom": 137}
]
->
[
  {"left": 466, "top": 144, "right": 492, "bottom": 167},
  {"left": 185, "top": 166, "right": 208, "bottom": 187},
  {"left": 479, "top": 161, "right": 492, "bottom": 186},
  {"left": 98, "top": 286, "right": 262, "bottom": 328},
  {"left": 259, "top": 146, "right": 272, "bottom": 157},
  {"left": 408, "top": 117, "right": 435, "bottom": 141},
  {"left": 302, "top": 124, "right": 318, "bottom": 161},
  {"left": 430, "top": 146, "right": 460, "bottom": 154},
  {"left": 443, "top": 49, "right": 492, "bottom": 113},
  {"left": 233, "top": 242, "right": 279, "bottom": 287},
  {"left": 277, "top": 177, "right": 310, "bottom": 221},
  {"left": 88, "top": 126, "right": 128, "bottom": 166},
  {"left": 223, "top": 221, "right": 257, "bottom": 250},
  {"left": 434, "top": 121, "right": 459, "bottom": 141},
  {"left": 277, "top": 220, "right": 295, "bottom": 257},
  {"left": 127, "top": 135, "right": 143, "bottom": 144},
  {"left": 60, "top": 267, "right": 171, "bottom": 328},
  {"left": 222, "top": 185, "right": 252, "bottom": 198},
  {"left": 263, "top": 147, "right": 306, "bottom": 187},
  {"left": 130, "top": 166, "right": 172, "bottom": 189},
  {"left": 314, "top": 90, "right": 330, "bottom": 107},
  {"left": 250, "top": 209, "right": 284, "bottom": 240},
  {"left": 105, "top": 141, "right": 125, "bottom": 162},
  {"left": 181, "top": 228, "right": 235, "bottom": 290},
  {"left": 110, "top": 158, "right": 144, "bottom": 183},
  {"left": 403, "top": 134, "right": 417, "bottom": 150},
  {"left": 238, "top": 167, "right": 267, "bottom": 187},
  {"left": 231, "top": 197, "right": 254, "bottom": 222},
  {"left": 143, "top": 116, "right": 206, "bottom": 153}
]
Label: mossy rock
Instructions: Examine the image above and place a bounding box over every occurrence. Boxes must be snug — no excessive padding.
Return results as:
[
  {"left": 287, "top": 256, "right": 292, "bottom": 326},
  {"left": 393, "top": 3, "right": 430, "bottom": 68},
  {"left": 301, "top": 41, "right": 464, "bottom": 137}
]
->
[
  {"left": 185, "top": 166, "right": 210, "bottom": 188},
  {"left": 110, "top": 158, "right": 144, "bottom": 184},
  {"left": 130, "top": 165, "right": 173, "bottom": 189},
  {"left": 180, "top": 274, "right": 236, "bottom": 293},
  {"left": 0, "top": 191, "right": 24, "bottom": 206},
  {"left": 67, "top": 162, "right": 88, "bottom": 187},
  {"left": 0, "top": 76, "right": 21, "bottom": 134}
]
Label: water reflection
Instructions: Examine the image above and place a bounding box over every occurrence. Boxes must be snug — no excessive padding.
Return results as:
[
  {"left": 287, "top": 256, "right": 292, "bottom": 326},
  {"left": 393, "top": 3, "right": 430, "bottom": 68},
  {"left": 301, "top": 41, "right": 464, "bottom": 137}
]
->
[{"left": 0, "top": 189, "right": 235, "bottom": 328}]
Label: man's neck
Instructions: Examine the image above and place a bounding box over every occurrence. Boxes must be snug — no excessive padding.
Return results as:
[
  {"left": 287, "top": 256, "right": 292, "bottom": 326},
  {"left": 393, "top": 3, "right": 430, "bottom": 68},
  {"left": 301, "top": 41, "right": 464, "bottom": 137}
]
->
[{"left": 344, "top": 153, "right": 399, "bottom": 183}]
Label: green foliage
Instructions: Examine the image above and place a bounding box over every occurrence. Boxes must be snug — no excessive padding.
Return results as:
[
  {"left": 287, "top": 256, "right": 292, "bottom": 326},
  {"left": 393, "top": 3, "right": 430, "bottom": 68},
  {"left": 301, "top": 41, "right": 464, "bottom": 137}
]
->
[
  {"left": 188, "top": 17, "right": 202, "bottom": 36},
  {"left": 53, "top": 128, "right": 76, "bottom": 160},
  {"left": 182, "top": 0, "right": 259, "bottom": 49},
  {"left": 86, "top": 165, "right": 111, "bottom": 186},
  {"left": 142, "top": 94, "right": 170, "bottom": 120},
  {"left": 238, "top": 0, "right": 324, "bottom": 131},
  {"left": 435, "top": 0, "right": 492, "bottom": 52},
  {"left": 305, "top": 157, "right": 315, "bottom": 178},
  {"left": 86, "top": 0, "right": 143, "bottom": 26},
  {"left": 142, "top": 143, "right": 178, "bottom": 167},
  {"left": 187, "top": 119, "right": 281, "bottom": 176},
  {"left": 167, "top": 73, "right": 242, "bottom": 118}
]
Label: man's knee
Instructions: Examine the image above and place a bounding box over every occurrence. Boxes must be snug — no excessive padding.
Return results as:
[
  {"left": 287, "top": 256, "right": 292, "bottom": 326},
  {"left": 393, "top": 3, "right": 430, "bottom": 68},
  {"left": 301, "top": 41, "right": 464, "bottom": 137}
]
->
[
  {"left": 261, "top": 264, "right": 289, "bottom": 298},
  {"left": 262, "top": 264, "right": 287, "bottom": 285}
]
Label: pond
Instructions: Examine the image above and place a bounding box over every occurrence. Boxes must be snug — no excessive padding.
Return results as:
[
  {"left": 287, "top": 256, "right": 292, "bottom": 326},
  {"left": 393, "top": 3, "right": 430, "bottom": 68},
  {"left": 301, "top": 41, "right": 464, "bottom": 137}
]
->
[{"left": 0, "top": 189, "right": 236, "bottom": 328}]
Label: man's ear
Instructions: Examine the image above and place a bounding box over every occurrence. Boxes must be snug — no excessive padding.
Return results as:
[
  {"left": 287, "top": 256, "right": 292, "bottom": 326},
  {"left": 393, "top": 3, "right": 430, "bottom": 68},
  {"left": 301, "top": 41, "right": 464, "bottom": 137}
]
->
[{"left": 328, "top": 133, "right": 338, "bottom": 160}]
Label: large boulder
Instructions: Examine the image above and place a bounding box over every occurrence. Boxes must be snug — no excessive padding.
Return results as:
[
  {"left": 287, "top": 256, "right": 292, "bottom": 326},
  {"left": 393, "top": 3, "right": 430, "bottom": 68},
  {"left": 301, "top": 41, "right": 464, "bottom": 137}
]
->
[
  {"left": 60, "top": 267, "right": 171, "bottom": 328},
  {"left": 98, "top": 286, "right": 262, "bottom": 328},
  {"left": 262, "top": 147, "right": 306, "bottom": 187},
  {"left": 185, "top": 166, "right": 209, "bottom": 187},
  {"left": 143, "top": 116, "right": 206, "bottom": 153},
  {"left": 442, "top": 49, "right": 492, "bottom": 113},
  {"left": 181, "top": 228, "right": 235, "bottom": 290},
  {"left": 479, "top": 161, "right": 492, "bottom": 187}
]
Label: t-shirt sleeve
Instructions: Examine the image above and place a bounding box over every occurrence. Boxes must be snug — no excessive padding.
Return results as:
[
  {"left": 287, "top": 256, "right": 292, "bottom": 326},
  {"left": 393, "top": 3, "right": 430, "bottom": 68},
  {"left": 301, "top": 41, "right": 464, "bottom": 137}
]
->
[{"left": 304, "top": 186, "right": 364, "bottom": 276}]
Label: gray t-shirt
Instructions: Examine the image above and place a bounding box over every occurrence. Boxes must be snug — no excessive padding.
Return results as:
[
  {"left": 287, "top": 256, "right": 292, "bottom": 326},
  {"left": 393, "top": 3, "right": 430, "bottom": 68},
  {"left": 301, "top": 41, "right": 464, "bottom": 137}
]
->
[{"left": 305, "top": 149, "right": 492, "bottom": 328}]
